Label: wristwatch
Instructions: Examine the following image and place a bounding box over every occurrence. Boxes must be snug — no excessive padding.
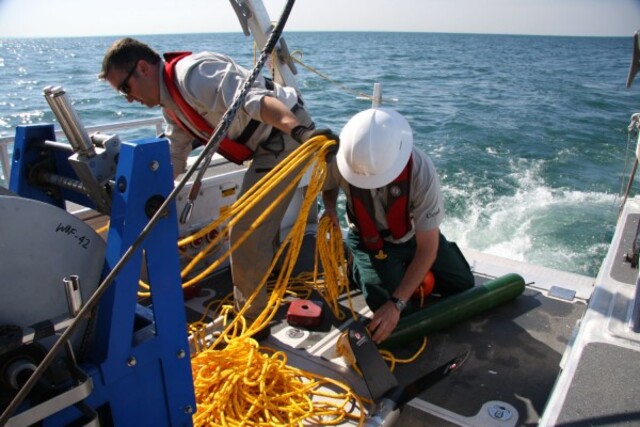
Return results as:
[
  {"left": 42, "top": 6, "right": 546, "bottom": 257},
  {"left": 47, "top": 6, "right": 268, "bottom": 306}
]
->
[{"left": 389, "top": 296, "right": 407, "bottom": 312}]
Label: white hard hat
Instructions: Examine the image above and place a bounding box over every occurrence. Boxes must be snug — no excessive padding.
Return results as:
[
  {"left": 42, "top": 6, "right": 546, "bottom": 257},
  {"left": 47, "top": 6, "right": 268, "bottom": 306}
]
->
[{"left": 337, "top": 107, "right": 413, "bottom": 189}]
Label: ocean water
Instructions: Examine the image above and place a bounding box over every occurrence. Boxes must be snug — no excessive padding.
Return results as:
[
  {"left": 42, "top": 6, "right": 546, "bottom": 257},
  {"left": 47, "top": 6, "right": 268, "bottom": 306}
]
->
[{"left": 0, "top": 32, "right": 638, "bottom": 278}]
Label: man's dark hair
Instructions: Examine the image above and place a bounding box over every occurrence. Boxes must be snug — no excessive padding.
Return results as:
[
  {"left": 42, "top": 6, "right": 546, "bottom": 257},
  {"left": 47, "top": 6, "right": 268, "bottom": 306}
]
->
[{"left": 99, "top": 37, "right": 161, "bottom": 79}]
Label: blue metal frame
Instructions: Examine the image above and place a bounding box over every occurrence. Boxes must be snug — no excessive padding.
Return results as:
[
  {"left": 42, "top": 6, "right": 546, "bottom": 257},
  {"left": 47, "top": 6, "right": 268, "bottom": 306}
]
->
[
  {"left": 9, "top": 126, "right": 196, "bottom": 426},
  {"left": 10, "top": 124, "right": 98, "bottom": 210}
]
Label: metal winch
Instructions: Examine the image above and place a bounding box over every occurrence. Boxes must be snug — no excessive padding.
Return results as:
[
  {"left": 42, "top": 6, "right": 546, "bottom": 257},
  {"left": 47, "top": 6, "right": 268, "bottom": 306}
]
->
[
  {"left": 0, "top": 195, "right": 105, "bottom": 415},
  {"left": 1, "top": 86, "right": 195, "bottom": 426}
]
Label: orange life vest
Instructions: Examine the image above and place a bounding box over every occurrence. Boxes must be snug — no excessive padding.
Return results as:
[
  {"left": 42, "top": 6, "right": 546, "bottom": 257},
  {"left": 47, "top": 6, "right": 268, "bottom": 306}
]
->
[
  {"left": 348, "top": 157, "right": 413, "bottom": 252},
  {"left": 162, "top": 51, "right": 261, "bottom": 164}
]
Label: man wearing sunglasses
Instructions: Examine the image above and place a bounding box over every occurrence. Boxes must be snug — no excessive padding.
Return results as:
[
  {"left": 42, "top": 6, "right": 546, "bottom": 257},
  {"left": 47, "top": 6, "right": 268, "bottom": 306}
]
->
[{"left": 99, "top": 37, "right": 334, "bottom": 339}]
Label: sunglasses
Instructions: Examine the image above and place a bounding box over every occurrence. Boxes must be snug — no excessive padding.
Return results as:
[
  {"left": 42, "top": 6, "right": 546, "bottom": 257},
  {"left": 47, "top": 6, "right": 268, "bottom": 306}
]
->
[{"left": 117, "top": 61, "right": 138, "bottom": 96}]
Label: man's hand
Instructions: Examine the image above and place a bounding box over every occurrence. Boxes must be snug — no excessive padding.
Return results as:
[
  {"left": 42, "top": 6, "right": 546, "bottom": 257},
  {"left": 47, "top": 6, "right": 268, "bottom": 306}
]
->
[
  {"left": 367, "top": 301, "right": 401, "bottom": 344},
  {"left": 291, "top": 125, "right": 339, "bottom": 145},
  {"left": 320, "top": 207, "right": 340, "bottom": 229},
  {"left": 324, "top": 139, "right": 339, "bottom": 163}
]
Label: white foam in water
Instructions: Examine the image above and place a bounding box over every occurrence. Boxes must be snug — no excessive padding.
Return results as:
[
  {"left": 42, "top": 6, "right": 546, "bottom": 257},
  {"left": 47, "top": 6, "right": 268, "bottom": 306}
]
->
[{"left": 442, "top": 158, "right": 619, "bottom": 277}]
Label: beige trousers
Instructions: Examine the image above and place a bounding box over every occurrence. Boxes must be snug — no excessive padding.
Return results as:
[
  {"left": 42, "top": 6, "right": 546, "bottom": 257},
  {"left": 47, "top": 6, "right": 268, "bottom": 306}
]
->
[{"left": 230, "top": 106, "right": 313, "bottom": 321}]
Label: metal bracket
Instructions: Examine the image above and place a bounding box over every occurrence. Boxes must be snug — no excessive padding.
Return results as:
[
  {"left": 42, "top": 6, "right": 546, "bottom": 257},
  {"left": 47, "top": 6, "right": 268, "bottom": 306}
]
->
[
  {"left": 6, "top": 342, "right": 95, "bottom": 427},
  {"left": 229, "top": 0, "right": 251, "bottom": 36}
]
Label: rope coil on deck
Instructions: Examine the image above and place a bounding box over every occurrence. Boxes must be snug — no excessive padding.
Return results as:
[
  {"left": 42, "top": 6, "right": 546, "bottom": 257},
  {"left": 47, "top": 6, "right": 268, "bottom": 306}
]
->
[{"left": 191, "top": 338, "right": 365, "bottom": 426}]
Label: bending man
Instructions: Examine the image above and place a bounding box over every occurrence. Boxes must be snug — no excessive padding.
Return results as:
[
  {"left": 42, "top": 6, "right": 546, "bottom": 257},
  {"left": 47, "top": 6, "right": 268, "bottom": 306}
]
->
[{"left": 100, "top": 37, "right": 331, "bottom": 337}]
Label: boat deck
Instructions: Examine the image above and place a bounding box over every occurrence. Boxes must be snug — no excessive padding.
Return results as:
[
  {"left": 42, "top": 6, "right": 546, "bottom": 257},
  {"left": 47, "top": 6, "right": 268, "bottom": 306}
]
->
[
  {"left": 539, "top": 199, "right": 640, "bottom": 427},
  {"left": 69, "top": 154, "right": 640, "bottom": 426},
  {"left": 181, "top": 231, "right": 594, "bottom": 426}
]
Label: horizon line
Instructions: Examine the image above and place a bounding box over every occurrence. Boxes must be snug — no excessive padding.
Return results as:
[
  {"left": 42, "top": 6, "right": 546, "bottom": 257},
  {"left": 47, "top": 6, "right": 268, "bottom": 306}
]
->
[{"left": 1, "top": 29, "right": 635, "bottom": 41}]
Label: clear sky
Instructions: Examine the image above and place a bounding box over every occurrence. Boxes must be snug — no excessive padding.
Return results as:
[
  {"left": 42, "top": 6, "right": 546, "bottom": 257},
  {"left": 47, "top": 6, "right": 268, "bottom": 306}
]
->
[{"left": 0, "top": 0, "right": 639, "bottom": 38}]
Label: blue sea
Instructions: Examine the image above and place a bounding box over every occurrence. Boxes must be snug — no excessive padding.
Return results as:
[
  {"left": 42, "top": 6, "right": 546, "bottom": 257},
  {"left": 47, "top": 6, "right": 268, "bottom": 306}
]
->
[{"left": 0, "top": 32, "right": 638, "bottom": 278}]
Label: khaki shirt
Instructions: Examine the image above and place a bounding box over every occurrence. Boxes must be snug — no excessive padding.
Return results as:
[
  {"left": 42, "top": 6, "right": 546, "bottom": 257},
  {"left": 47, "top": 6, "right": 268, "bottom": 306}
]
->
[{"left": 158, "top": 51, "right": 300, "bottom": 173}]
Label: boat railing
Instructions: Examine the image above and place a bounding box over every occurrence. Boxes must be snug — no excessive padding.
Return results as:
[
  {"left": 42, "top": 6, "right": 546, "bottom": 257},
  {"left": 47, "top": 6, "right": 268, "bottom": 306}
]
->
[{"left": 0, "top": 117, "right": 165, "bottom": 187}]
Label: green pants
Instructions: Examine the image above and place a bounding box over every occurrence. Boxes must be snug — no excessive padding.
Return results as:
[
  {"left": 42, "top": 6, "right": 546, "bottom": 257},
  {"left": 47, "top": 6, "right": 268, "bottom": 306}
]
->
[{"left": 346, "top": 231, "right": 474, "bottom": 313}]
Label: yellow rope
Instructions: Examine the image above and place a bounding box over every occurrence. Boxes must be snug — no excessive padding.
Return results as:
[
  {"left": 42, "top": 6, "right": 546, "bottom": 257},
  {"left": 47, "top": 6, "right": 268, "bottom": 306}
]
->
[
  {"left": 191, "top": 339, "right": 366, "bottom": 427},
  {"left": 215, "top": 136, "right": 336, "bottom": 340},
  {"left": 136, "top": 136, "right": 325, "bottom": 297},
  {"left": 183, "top": 136, "right": 368, "bottom": 426},
  {"left": 95, "top": 221, "right": 109, "bottom": 235},
  {"left": 312, "top": 216, "right": 358, "bottom": 320},
  {"left": 181, "top": 138, "right": 320, "bottom": 277}
]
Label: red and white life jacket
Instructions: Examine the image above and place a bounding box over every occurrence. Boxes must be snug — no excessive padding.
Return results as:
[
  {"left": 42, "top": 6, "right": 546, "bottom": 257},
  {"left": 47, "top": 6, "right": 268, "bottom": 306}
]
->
[
  {"left": 348, "top": 157, "right": 413, "bottom": 252},
  {"left": 162, "top": 51, "right": 264, "bottom": 164}
]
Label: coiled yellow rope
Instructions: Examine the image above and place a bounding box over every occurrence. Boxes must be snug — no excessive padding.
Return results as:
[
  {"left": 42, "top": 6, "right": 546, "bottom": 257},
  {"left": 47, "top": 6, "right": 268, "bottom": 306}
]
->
[
  {"left": 183, "top": 136, "right": 370, "bottom": 426},
  {"left": 191, "top": 338, "right": 366, "bottom": 426}
]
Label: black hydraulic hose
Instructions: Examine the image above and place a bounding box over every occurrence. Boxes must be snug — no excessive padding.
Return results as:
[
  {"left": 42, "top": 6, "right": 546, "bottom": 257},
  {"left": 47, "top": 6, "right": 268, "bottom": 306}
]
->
[{"left": 0, "top": 0, "right": 296, "bottom": 424}]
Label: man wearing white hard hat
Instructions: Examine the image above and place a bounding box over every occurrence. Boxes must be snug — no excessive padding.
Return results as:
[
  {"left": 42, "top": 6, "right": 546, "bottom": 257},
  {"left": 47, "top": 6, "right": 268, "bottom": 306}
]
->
[{"left": 322, "top": 107, "right": 474, "bottom": 343}]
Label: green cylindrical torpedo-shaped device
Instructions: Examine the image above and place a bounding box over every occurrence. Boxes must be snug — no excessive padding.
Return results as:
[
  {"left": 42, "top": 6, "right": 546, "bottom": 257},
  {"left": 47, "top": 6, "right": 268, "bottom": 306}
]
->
[{"left": 380, "top": 273, "right": 526, "bottom": 350}]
